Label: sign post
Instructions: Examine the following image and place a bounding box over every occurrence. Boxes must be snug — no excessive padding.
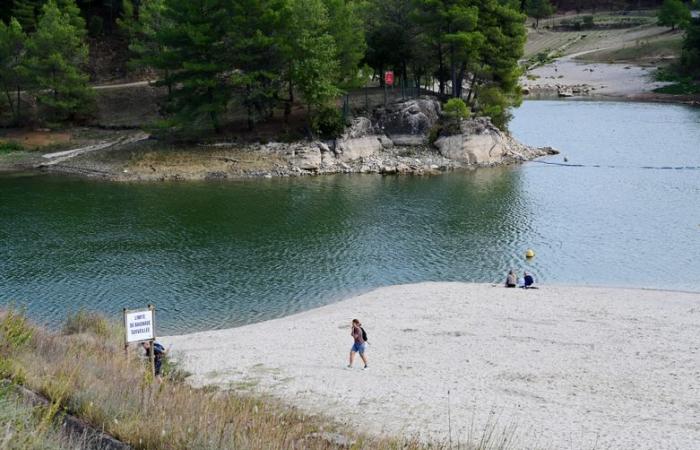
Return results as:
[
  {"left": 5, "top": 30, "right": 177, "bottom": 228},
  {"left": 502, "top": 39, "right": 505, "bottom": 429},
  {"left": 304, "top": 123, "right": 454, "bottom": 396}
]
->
[
  {"left": 124, "top": 305, "right": 157, "bottom": 377},
  {"left": 384, "top": 71, "right": 394, "bottom": 107}
]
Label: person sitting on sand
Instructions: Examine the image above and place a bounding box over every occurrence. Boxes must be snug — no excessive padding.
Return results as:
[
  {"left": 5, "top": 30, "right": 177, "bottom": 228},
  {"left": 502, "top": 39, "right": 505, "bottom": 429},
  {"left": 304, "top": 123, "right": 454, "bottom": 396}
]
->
[
  {"left": 505, "top": 269, "right": 517, "bottom": 288},
  {"left": 348, "top": 319, "right": 368, "bottom": 370},
  {"left": 522, "top": 272, "right": 535, "bottom": 289}
]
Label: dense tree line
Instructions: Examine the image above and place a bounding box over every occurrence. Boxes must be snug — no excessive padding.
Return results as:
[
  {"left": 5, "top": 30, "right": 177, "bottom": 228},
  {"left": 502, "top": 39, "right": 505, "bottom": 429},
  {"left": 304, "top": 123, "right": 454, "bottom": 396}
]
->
[{"left": 0, "top": 0, "right": 93, "bottom": 124}]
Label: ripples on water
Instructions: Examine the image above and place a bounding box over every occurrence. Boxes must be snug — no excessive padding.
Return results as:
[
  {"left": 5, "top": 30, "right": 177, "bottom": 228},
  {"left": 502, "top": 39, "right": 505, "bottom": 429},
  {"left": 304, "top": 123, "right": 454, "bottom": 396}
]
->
[{"left": 1, "top": 101, "right": 699, "bottom": 333}]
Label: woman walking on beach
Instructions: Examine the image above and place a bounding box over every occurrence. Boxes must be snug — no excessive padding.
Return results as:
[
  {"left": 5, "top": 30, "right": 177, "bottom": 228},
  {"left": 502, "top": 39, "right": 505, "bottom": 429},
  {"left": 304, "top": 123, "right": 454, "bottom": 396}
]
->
[{"left": 348, "top": 319, "right": 368, "bottom": 370}]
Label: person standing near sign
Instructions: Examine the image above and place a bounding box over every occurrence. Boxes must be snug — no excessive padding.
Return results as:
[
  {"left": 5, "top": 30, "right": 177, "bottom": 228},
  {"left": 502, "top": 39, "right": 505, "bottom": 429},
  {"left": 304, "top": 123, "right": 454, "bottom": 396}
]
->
[{"left": 142, "top": 341, "right": 167, "bottom": 381}]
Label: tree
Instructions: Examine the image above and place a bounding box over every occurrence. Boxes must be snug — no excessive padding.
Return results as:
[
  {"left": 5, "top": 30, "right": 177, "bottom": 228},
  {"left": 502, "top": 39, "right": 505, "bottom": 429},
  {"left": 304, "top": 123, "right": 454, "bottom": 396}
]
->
[
  {"left": 286, "top": 0, "right": 340, "bottom": 114},
  {"left": 527, "top": 0, "right": 555, "bottom": 28},
  {"left": 11, "top": 0, "right": 45, "bottom": 32},
  {"left": 321, "top": 0, "right": 366, "bottom": 88},
  {"left": 146, "top": 0, "right": 232, "bottom": 132},
  {"left": 227, "top": 0, "right": 287, "bottom": 129},
  {"left": 680, "top": 16, "right": 700, "bottom": 78},
  {"left": 27, "top": 0, "right": 94, "bottom": 122},
  {"left": 658, "top": 0, "right": 690, "bottom": 31},
  {"left": 0, "top": 18, "right": 30, "bottom": 124}
]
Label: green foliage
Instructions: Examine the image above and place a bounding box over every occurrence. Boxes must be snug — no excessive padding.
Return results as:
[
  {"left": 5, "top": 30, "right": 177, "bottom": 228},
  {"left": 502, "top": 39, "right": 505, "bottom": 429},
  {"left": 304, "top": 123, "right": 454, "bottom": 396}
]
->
[
  {"left": 0, "top": 18, "right": 29, "bottom": 125},
  {"left": 63, "top": 310, "right": 113, "bottom": 338},
  {"left": 146, "top": 0, "right": 232, "bottom": 133},
  {"left": 10, "top": 0, "right": 44, "bottom": 32},
  {"left": 322, "top": 0, "right": 366, "bottom": 88},
  {"left": 288, "top": 0, "right": 340, "bottom": 113},
  {"left": 680, "top": 17, "right": 700, "bottom": 78},
  {"left": 583, "top": 15, "right": 595, "bottom": 28},
  {"left": 658, "top": 0, "right": 691, "bottom": 30},
  {"left": 527, "top": 0, "right": 555, "bottom": 28},
  {"left": 0, "top": 310, "right": 33, "bottom": 351},
  {"left": 0, "top": 141, "right": 24, "bottom": 153},
  {"left": 477, "top": 85, "right": 514, "bottom": 130},
  {"left": 310, "top": 105, "right": 345, "bottom": 138},
  {"left": 27, "top": 0, "right": 94, "bottom": 122},
  {"left": 443, "top": 97, "right": 471, "bottom": 119}
]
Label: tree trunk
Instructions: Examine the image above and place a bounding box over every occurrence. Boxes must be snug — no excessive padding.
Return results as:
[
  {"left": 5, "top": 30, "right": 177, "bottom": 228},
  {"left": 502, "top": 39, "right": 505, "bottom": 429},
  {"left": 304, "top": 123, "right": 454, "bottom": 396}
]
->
[
  {"left": 455, "top": 62, "right": 467, "bottom": 98},
  {"left": 438, "top": 45, "right": 445, "bottom": 95},
  {"left": 466, "top": 72, "right": 477, "bottom": 105}
]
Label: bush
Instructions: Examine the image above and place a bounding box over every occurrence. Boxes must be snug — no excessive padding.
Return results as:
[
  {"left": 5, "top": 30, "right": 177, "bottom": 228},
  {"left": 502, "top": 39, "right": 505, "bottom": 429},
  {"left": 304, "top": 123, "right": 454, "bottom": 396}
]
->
[
  {"left": 442, "top": 98, "right": 471, "bottom": 120},
  {"left": 477, "top": 86, "right": 513, "bottom": 131},
  {"left": 583, "top": 15, "right": 595, "bottom": 28},
  {"left": 310, "top": 106, "right": 346, "bottom": 139},
  {"left": 63, "top": 310, "right": 114, "bottom": 338},
  {"left": 0, "top": 141, "right": 23, "bottom": 154}
]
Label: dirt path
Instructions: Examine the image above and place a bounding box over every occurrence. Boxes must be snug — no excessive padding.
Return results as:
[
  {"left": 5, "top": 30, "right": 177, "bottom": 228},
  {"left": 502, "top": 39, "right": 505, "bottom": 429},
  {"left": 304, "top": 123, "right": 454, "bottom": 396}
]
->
[{"left": 39, "top": 132, "right": 149, "bottom": 167}]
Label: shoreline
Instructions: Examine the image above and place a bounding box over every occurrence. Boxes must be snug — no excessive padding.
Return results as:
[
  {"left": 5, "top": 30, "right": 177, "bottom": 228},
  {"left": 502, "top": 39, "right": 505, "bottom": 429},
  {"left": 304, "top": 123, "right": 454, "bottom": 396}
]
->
[{"left": 164, "top": 282, "right": 700, "bottom": 449}]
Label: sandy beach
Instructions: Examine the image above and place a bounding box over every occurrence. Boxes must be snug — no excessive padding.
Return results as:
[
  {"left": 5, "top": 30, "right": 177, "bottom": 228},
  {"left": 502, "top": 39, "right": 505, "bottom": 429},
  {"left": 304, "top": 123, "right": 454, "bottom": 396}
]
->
[{"left": 164, "top": 283, "right": 700, "bottom": 449}]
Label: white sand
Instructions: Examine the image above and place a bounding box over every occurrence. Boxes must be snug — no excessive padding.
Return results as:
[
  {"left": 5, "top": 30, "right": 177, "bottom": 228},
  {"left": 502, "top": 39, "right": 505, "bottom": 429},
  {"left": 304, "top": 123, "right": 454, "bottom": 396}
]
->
[{"left": 164, "top": 283, "right": 700, "bottom": 449}]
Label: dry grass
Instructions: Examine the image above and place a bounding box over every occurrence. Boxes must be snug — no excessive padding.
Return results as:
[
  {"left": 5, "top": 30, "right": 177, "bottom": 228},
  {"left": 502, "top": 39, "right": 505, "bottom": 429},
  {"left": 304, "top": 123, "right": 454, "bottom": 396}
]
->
[{"left": 0, "top": 384, "right": 75, "bottom": 450}]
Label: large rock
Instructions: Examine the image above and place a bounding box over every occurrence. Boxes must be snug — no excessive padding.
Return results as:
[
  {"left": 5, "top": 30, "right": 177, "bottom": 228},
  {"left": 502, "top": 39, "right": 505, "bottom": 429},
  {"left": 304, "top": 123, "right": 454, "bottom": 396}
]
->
[
  {"left": 291, "top": 145, "right": 322, "bottom": 170},
  {"left": 335, "top": 136, "right": 383, "bottom": 161},
  {"left": 434, "top": 117, "right": 556, "bottom": 165},
  {"left": 373, "top": 98, "right": 441, "bottom": 146}
]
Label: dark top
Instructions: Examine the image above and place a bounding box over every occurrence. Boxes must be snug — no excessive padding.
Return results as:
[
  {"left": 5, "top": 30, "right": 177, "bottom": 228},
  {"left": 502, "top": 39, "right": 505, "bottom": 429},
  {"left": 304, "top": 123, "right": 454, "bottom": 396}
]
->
[
  {"left": 351, "top": 325, "right": 365, "bottom": 344},
  {"left": 524, "top": 275, "right": 534, "bottom": 287}
]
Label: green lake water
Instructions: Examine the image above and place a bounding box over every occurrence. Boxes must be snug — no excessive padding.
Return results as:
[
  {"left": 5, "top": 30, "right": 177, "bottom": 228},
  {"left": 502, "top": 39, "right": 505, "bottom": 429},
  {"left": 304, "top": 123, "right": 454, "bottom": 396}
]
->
[{"left": 1, "top": 100, "right": 699, "bottom": 333}]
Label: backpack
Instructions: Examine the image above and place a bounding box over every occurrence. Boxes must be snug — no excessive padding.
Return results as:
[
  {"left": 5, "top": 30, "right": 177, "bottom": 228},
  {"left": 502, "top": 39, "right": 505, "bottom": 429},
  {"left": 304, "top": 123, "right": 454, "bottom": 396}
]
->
[{"left": 361, "top": 327, "right": 368, "bottom": 342}]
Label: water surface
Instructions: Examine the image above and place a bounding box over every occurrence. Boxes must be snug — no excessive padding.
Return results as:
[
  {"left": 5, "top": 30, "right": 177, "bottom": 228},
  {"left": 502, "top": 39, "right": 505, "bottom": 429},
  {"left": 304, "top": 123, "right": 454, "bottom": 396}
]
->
[{"left": 1, "top": 101, "right": 699, "bottom": 333}]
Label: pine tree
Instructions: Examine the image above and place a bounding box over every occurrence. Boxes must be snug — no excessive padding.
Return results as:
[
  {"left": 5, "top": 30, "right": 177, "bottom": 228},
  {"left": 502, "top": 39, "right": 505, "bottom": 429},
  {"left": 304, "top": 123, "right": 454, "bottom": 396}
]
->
[
  {"left": 286, "top": 0, "right": 340, "bottom": 113},
  {"left": 147, "top": 0, "right": 233, "bottom": 132},
  {"left": 227, "top": 0, "right": 287, "bottom": 129},
  {"left": 0, "top": 18, "right": 30, "bottom": 124},
  {"left": 27, "top": 0, "right": 94, "bottom": 122},
  {"left": 11, "top": 0, "right": 45, "bottom": 32},
  {"left": 658, "top": 0, "right": 690, "bottom": 31},
  {"left": 526, "top": 0, "right": 555, "bottom": 28}
]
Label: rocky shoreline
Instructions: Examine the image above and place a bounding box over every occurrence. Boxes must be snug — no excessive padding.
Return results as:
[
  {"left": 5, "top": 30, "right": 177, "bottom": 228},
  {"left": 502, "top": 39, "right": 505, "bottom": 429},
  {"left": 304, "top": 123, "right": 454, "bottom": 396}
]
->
[{"left": 8, "top": 98, "right": 558, "bottom": 181}]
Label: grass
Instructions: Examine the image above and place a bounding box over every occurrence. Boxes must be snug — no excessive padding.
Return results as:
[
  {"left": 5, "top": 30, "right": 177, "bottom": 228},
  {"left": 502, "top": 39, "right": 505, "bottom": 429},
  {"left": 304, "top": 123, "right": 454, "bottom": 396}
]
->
[
  {"left": 0, "top": 384, "right": 77, "bottom": 450},
  {"left": 574, "top": 35, "right": 683, "bottom": 65},
  {"left": 652, "top": 67, "right": 700, "bottom": 95},
  {"left": 0, "top": 141, "right": 24, "bottom": 154}
]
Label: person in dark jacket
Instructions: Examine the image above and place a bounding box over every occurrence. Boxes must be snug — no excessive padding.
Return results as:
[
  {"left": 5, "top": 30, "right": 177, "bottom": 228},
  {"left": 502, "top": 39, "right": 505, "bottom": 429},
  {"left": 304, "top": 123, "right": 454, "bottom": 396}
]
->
[
  {"left": 522, "top": 272, "right": 535, "bottom": 289},
  {"left": 142, "top": 341, "right": 167, "bottom": 381}
]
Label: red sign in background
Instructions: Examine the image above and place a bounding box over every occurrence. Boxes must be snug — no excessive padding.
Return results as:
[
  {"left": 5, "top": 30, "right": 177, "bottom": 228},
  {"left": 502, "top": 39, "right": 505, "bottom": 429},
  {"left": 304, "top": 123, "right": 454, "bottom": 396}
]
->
[{"left": 384, "top": 71, "right": 394, "bottom": 86}]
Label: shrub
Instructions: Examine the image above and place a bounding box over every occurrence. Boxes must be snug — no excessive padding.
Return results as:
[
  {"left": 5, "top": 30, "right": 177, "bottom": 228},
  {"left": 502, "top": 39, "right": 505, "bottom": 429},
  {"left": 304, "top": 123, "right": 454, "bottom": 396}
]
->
[
  {"left": 442, "top": 98, "right": 471, "bottom": 120},
  {"left": 583, "top": 15, "right": 595, "bottom": 28},
  {"left": 477, "top": 86, "right": 513, "bottom": 131},
  {"left": 310, "top": 105, "right": 346, "bottom": 139},
  {"left": 63, "top": 310, "right": 113, "bottom": 338},
  {"left": 0, "top": 141, "right": 23, "bottom": 154}
]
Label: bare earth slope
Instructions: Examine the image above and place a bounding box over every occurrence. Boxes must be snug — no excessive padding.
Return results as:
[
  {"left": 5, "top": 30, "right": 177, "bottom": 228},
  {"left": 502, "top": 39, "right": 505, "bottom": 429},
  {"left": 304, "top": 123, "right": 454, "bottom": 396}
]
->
[{"left": 165, "top": 283, "right": 700, "bottom": 449}]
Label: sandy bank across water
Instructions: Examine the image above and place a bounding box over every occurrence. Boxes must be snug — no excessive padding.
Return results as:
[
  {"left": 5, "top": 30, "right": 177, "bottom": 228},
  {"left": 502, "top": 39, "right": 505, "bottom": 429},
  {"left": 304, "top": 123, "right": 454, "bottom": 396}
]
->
[{"left": 164, "top": 283, "right": 700, "bottom": 449}]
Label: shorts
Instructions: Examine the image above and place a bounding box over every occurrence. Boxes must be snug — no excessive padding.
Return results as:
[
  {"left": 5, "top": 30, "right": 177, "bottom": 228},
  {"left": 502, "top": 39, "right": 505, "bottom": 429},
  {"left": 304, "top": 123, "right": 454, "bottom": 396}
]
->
[{"left": 351, "top": 342, "right": 366, "bottom": 354}]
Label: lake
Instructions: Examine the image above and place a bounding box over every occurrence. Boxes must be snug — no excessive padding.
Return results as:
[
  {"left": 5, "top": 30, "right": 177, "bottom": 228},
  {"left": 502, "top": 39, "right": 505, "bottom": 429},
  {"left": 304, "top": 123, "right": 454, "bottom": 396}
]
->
[{"left": 1, "top": 100, "right": 699, "bottom": 333}]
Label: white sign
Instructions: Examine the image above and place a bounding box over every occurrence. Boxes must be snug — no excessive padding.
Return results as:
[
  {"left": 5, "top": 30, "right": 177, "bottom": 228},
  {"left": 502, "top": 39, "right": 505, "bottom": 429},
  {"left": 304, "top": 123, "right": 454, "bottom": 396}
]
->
[{"left": 125, "top": 309, "right": 155, "bottom": 343}]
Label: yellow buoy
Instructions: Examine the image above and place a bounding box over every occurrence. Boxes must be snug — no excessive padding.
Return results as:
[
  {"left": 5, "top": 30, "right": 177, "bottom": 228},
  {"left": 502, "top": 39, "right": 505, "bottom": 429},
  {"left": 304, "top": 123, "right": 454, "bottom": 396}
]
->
[{"left": 525, "top": 249, "right": 535, "bottom": 259}]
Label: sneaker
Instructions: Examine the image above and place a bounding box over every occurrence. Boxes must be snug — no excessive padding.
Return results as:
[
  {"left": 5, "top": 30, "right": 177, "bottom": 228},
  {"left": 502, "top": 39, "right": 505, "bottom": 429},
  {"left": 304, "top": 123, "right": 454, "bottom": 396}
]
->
[
  {"left": 363, "top": 365, "right": 368, "bottom": 370},
  {"left": 347, "top": 364, "right": 352, "bottom": 369}
]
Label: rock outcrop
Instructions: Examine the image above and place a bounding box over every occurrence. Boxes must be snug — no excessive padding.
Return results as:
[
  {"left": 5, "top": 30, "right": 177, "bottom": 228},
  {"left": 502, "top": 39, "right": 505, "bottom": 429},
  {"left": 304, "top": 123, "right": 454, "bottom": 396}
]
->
[
  {"left": 434, "top": 117, "right": 558, "bottom": 165},
  {"left": 373, "top": 98, "right": 441, "bottom": 146},
  {"left": 73, "top": 97, "right": 557, "bottom": 181}
]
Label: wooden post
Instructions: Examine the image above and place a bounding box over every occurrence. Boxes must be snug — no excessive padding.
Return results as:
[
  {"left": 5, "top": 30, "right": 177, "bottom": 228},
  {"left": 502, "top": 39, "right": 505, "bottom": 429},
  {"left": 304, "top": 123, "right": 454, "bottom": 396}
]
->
[
  {"left": 123, "top": 308, "right": 129, "bottom": 359},
  {"left": 148, "top": 304, "right": 156, "bottom": 378}
]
